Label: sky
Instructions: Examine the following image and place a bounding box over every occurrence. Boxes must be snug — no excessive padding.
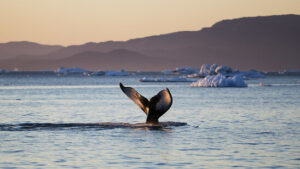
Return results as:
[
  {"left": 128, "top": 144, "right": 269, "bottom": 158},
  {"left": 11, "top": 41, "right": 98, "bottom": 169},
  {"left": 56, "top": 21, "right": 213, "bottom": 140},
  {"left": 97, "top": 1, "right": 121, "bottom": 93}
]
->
[{"left": 1, "top": 0, "right": 300, "bottom": 46}]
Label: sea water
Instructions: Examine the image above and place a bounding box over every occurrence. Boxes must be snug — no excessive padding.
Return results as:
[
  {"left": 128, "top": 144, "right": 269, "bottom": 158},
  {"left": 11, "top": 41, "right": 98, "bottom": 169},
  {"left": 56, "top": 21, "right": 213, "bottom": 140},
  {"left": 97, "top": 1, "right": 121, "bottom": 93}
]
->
[{"left": 0, "top": 73, "right": 299, "bottom": 168}]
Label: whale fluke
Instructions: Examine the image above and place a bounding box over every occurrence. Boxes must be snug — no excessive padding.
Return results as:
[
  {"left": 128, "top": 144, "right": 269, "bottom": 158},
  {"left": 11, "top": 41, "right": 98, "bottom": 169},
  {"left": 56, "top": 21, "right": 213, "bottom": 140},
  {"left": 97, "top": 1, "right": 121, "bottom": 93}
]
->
[{"left": 119, "top": 83, "right": 173, "bottom": 124}]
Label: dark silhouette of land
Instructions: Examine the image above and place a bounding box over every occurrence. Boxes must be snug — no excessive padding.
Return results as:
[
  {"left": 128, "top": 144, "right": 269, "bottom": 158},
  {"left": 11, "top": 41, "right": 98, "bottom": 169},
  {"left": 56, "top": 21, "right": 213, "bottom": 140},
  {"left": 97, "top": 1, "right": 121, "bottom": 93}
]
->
[{"left": 0, "top": 14, "right": 299, "bottom": 71}]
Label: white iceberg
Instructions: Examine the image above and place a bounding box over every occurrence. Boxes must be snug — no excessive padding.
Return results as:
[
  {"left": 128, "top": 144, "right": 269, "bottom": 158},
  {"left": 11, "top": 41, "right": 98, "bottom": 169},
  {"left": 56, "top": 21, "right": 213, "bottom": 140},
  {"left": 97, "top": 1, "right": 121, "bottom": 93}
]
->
[
  {"left": 54, "top": 67, "right": 90, "bottom": 74},
  {"left": 199, "top": 64, "right": 219, "bottom": 76},
  {"left": 139, "top": 77, "right": 197, "bottom": 82},
  {"left": 169, "top": 64, "right": 238, "bottom": 77},
  {"left": 198, "top": 64, "right": 264, "bottom": 79},
  {"left": 215, "top": 65, "right": 233, "bottom": 75},
  {"left": 194, "top": 64, "right": 234, "bottom": 77},
  {"left": 190, "top": 75, "right": 247, "bottom": 87},
  {"left": 105, "top": 69, "right": 129, "bottom": 76}
]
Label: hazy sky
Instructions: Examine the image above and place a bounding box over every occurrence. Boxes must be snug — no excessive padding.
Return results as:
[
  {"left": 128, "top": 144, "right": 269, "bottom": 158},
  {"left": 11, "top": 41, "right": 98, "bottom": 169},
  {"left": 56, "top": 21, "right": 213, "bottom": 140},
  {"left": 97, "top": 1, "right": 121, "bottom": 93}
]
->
[{"left": 1, "top": 0, "right": 300, "bottom": 46}]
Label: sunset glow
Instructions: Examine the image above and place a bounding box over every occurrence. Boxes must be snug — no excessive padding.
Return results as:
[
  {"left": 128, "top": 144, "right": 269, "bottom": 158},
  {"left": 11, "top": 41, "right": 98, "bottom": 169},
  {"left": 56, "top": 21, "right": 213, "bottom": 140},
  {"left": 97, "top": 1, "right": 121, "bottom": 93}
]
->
[{"left": 1, "top": 0, "right": 300, "bottom": 45}]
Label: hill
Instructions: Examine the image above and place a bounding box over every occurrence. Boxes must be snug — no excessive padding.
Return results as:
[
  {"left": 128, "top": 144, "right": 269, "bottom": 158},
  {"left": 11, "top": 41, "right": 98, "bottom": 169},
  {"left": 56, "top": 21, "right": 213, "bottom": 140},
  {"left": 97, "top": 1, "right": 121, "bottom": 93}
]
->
[
  {"left": 0, "top": 41, "right": 63, "bottom": 60},
  {"left": 0, "top": 14, "right": 299, "bottom": 71}
]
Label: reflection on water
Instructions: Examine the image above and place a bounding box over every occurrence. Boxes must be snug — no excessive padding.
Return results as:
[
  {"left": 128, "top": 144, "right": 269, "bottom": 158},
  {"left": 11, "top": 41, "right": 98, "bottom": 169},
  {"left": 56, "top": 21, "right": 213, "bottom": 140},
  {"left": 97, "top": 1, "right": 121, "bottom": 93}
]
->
[{"left": 0, "top": 74, "right": 300, "bottom": 168}]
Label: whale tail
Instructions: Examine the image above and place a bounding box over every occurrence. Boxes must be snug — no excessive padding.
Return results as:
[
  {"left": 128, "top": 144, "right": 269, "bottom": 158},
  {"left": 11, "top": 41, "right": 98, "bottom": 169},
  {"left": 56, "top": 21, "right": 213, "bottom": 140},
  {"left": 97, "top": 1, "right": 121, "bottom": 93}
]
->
[{"left": 119, "top": 83, "right": 173, "bottom": 124}]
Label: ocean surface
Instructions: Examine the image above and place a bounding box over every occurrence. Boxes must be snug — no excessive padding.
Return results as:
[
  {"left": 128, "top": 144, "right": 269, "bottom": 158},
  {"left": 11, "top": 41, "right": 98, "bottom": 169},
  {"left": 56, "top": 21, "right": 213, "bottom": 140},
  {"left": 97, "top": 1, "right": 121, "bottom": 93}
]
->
[{"left": 0, "top": 73, "right": 300, "bottom": 168}]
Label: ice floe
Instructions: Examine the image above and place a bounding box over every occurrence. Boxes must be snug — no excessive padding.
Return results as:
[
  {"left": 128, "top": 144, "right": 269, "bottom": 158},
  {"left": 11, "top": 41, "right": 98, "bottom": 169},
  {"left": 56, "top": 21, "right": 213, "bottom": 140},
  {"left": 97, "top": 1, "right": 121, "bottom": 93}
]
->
[
  {"left": 279, "top": 69, "right": 300, "bottom": 75},
  {"left": 104, "top": 69, "right": 129, "bottom": 76},
  {"left": 162, "top": 70, "right": 173, "bottom": 75},
  {"left": 91, "top": 70, "right": 106, "bottom": 76},
  {"left": 53, "top": 67, "right": 129, "bottom": 76},
  {"left": 139, "top": 77, "right": 197, "bottom": 82},
  {"left": 0, "top": 69, "right": 9, "bottom": 74},
  {"left": 54, "top": 67, "right": 90, "bottom": 74},
  {"left": 174, "top": 67, "right": 200, "bottom": 75},
  {"left": 190, "top": 75, "right": 248, "bottom": 87}
]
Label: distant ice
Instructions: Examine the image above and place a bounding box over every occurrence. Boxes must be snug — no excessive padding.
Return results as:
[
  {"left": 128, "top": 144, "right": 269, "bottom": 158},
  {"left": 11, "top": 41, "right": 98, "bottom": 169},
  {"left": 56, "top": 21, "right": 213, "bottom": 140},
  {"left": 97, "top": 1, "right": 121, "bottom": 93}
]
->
[
  {"left": 142, "top": 64, "right": 264, "bottom": 84},
  {"left": 163, "top": 65, "right": 232, "bottom": 76},
  {"left": 279, "top": 69, "right": 300, "bottom": 75},
  {"left": 162, "top": 70, "right": 173, "bottom": 75},
  {"left": 55, "top": 67, "right": 90, "bottom": 74},
  {"left": 54, "top": 67, "right": 129, "bottom": 76},
  {"left": 190, "top": 75, "right": 248, "bottom": 87},
  {"left": 171, "top": 64, "right": 234, "bottom": 77},
  {"left": 174, "top": 67, "right": 200, "bottom": 75},
  {"left": 0, "top": 69, "right": 9, "bottom": 73},
  {"left": 92, "top": 69, "right": 129, "bottom": 76},
  {"left": 198, "top": 64, "right": 264, "bottom": 79},
  {"left": 238, "top": 70, "right": 265, "bottom": 79},
  {"left": 215, "top": 65, "right": 233, "bottom": 75},
  {"left": 104, "top": 69, "right": 129, "bottom": 76},
  {"left": 185, "top": 73, "right": 204, "bottom": 78},
  {"left": 199, "top": 64, "right": 219, "bottom": 76},
  {"left": 91, "top": 70, "right": 105, "bottom": 76},
  {"left": 139, "top": 77, "right": 197, "bottom": 82}
]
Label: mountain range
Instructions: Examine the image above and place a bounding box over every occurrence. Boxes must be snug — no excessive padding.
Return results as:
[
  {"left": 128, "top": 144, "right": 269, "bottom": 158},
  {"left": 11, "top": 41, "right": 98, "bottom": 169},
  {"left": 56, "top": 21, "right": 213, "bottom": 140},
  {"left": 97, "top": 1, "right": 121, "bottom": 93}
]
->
[{"left": 0, "top": 14, "right": 299, "bottom": 71}]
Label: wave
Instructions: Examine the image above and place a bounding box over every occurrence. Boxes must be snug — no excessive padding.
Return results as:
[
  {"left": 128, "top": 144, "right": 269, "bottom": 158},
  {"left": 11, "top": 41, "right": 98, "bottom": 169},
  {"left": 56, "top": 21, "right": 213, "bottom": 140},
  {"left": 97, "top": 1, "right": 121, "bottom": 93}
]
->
[{"left": 0, "top": 122, "right": 187, "bottom": 131}]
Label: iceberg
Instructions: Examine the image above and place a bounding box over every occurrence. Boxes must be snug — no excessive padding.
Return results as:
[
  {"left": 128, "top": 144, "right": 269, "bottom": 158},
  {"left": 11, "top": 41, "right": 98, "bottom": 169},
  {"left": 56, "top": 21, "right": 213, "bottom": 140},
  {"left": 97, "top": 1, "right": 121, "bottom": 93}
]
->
[
  {"left": 199, "top": 64, "right": 219, "bottom": 76},
  {"left": 215, "top": 65, "right": 233, "bottom": 75},
  {"left": 198, "top": 64, "right": 264, "bottom": 79},
  {"left": 54, "top": 67, "right": 90, "bottom": 74},
  {"left": 162, "top": 64, "right": 264, "bottom": 80},
  {"left": 139, "top": 77, "right": 197, "bottom": 82},
  {"left": 192, "top": 64, "right": 234, "bottom": 77},
  {"left": 190, "top": 75, "right": 247, "bottom": 87},
  {"left": 104, "top": 69, "right": 129, "bottom": 76}
]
